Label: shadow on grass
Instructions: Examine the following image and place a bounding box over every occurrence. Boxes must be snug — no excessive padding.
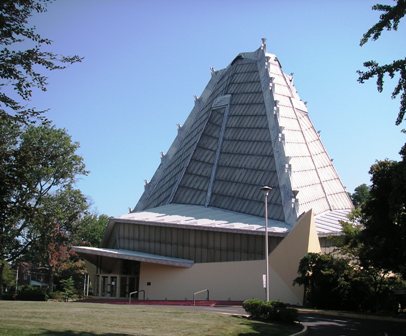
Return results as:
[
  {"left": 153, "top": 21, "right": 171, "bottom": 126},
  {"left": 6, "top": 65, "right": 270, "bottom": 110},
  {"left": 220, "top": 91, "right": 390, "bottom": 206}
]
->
[
  {"left": 40, "top": 331, "right": 135, "bottom": 336},
  {"left": 236, "top": 317, "right": 303, "bottom": 336}
]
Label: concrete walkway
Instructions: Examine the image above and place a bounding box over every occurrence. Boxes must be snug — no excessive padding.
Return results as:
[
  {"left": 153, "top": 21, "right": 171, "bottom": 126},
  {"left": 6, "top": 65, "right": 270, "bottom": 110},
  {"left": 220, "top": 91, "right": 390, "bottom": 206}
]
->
[
  {"left": 298, "top": 309, "right": 406, "bottom": 336},
  {"left": 298, "top": 307, "right": 406, "bottom": 323}
]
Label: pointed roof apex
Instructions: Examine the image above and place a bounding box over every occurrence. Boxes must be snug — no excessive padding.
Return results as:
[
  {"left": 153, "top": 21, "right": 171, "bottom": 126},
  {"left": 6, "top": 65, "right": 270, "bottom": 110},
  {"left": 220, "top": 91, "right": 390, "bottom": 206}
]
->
[{"left": 134, "top": 45, "right": 353, "bottom": 227}]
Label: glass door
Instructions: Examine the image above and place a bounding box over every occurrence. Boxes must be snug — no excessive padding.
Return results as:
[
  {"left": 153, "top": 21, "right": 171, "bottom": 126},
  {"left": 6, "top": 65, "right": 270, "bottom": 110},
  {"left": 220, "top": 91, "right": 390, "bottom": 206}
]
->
[
  {"left": 101, "top": 276, "right": 108, "bottom": 297},
  {"left": 110, "top": 276, "right": 117, "bottom": 297}
]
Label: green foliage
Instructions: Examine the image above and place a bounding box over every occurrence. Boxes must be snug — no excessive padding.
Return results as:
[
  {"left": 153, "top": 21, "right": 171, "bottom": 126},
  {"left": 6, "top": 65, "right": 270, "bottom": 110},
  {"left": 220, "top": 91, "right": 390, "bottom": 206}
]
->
[
  {"left": 0, "top": 292, "right": 15, "bottom": 300},
  {"left": 0, "top": 122, "right": 88, "bottom": 294},
  {"left": 358, "top": 145, "right": 406, "bottom": 278},
  {"left": 242, "top": 299, "right": 298, "bottom": 324},
  {"left": 16, "top": 285, "right": 47, "bottom": 301},
  {"left": 295, "top": 252, "right": 404, "bottom": 312},
  {"left": 54, "top": 258, "right": 86, "bottom": 294},
  {"left": 60, "top": 276, "right": 76, "bottom": 301},
  {"left": 242, "top": 299, "right": 264, "bottom": 318},
  {"left": 358, "top": 0, "right": 406, "bottom": 126},
  {"left": 48, "top": 290, "right": 64, "bottom": 301},
  {"left": 74, "top": 213, "right": 109, "bottom": 247},
  {"left": 0, "top": 0, "right": 82, "bottom": 124},
  {"left": 351, "top": 183, "right": 370, "bottom": 208},
  {"left": 334, "top": 145, "right": 406, "bottom": 314},
  {"left": 333, "top": 220, "right": 363, "bottom": 260},
  {"left": 0, "top": 261, "right": 15, "bottom": 288},
  {"left": 294, "top": 253, "right": 355, "bottom": 309},
  {"left": 0, "top": 0, "right": 85, "bottom": 298},
  {"left": 28, "top": 188, "right": 88, "bottom": 270},
  {"left": 360, "top": 1, "right": 406, "bottom": 46}
]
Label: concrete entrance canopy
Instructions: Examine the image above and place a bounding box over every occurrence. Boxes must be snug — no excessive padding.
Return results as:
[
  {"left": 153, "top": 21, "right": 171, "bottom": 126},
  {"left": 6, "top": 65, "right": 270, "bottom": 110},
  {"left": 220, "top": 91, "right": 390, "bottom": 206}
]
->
[{"left": 73, "top": 246, "right": 194, "bottom": 268}]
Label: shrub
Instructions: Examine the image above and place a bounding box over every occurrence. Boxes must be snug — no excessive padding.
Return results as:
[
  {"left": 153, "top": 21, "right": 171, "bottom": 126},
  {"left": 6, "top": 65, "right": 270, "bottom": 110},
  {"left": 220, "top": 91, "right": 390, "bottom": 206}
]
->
[
  {"left": 242, "top": 299, "right": 264, "bottom": 319},
  {"left": 1, "top": 292, "right": 16, "bottom": 300},
  {"left": 48, "top": 291, "right": 64, "bottom": 301},
  {"left": 60, "top": 277, "right": 77, "bottom": 301},
  {"left": 16, "top": 286, "right": 47, "bottom": 301},
  {"left": 243, "top": 299, "right": 298, "bottom": 323}
]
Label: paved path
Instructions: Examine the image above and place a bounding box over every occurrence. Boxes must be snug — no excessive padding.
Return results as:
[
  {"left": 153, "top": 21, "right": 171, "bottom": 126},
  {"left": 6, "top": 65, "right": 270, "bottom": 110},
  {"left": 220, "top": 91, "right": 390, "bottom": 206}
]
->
[
  {"left": 99, "top": 301, "right": 406, "bottom": 336},
  {"left": 299, "top": 311, "right": 406, "bottom": 336},
  {"left": 189, "top": 305, "right": 406, "bottom": 336}
]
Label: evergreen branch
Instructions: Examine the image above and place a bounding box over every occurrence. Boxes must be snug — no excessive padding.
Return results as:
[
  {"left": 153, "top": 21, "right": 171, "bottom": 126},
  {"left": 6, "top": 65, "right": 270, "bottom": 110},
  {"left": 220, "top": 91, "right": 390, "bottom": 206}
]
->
[
  {"left": 360, "top": 0, "right": 406, "bottom": 46},
  {"left": 357, "top": 58, "right": 406, "bottom": 125}
]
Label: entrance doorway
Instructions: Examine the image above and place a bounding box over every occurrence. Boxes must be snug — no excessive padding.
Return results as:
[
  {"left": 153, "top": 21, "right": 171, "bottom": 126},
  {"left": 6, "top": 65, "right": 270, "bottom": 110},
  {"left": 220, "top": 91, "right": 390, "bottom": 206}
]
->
[
  {"left": 95, "top": 274, "right": 139, "bottom": 298},
  {"left": 94, "top": 259, "right": 141, "bottom": 298},
  {"left": 119, "top": 276, "right": 138, "bottom": 298}
]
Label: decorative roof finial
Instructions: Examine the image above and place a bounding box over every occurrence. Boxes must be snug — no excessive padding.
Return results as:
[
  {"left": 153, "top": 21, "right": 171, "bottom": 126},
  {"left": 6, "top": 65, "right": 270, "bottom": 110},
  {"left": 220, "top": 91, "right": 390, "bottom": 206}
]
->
[
  {"left": 261, "top": 37, "right": 267, "bottom": 50},
  {"left": 210, "top": 67, "right": 215, "bottom": 75}
]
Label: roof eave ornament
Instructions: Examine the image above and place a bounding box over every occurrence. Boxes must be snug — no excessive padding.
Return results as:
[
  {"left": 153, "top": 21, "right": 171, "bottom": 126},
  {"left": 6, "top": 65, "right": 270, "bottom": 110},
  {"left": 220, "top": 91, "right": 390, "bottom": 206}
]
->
[{"left": 261, "top": 37, "right": 267, "bottom": 51}]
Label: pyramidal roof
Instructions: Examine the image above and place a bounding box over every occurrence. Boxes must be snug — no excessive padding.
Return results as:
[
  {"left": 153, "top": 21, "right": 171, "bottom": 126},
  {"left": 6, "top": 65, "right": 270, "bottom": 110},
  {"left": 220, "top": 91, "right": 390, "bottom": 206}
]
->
[{"left": 134, "top": 41, "right": 352, "bottom": 228}]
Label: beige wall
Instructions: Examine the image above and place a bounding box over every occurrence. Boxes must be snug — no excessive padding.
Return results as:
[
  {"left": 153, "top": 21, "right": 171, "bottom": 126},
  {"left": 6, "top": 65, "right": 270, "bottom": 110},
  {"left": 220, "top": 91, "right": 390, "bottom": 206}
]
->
[
  {"left": 83, "top": 210, "right": 321, "bottom": 304},
  {"left": 139, "top": 260, "right": 267, "bottom": 301},
  {"left": 136, "top": 210, "right": 319, "bottom": 304},
  {"left": 269, "top": 210, "right": 321, "bottom": 305}
]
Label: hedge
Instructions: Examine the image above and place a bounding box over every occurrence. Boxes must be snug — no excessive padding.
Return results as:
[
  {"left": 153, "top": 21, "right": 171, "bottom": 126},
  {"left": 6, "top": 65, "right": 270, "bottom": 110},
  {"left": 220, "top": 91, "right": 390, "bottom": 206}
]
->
[
  {"left": 16, "top": 286, "right": 47, "bottom": 301},
  {"left": 242, "top": 298, "right": 298, "bottom": 323}
]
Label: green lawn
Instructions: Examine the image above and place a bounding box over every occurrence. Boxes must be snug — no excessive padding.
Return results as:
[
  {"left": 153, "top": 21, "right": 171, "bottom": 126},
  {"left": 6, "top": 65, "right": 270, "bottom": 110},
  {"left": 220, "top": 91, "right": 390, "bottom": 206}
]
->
[{"left": 0, "top": 301, "right": 302, "bottom": 336}]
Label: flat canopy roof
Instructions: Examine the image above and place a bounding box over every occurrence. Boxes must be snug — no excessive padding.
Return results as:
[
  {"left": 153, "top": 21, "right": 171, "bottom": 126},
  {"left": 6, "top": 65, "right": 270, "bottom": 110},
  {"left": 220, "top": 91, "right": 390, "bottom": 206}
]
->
[
  {"left": 117, "top": 203, "right": 289, "bottom": 234},
  {"left": 73, "top": 246, "right": 194, "bottom": 268},
  {"left": 113, "top": 204, "right": 350, "bottom": 236}
]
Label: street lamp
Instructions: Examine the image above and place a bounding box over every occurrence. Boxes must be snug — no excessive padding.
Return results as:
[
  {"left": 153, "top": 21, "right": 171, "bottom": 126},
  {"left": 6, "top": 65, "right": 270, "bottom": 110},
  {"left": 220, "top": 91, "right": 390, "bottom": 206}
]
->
[{"left": 260, "top": 185, "right": 272, "bottom": 302}]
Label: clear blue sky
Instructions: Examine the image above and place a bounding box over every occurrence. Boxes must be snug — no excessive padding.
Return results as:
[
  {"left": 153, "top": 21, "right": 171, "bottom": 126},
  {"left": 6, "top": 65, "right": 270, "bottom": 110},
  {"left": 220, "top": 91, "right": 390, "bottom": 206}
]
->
[{"left": 29, "top": 0, "right": 405, "bottom": 217}]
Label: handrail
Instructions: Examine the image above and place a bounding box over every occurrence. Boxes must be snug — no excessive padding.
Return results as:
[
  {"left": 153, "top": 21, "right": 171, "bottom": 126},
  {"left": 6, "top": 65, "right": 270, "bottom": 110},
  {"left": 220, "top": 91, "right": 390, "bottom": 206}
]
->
[
  {"left": 193, "top": 288, "right": 209, "bottom": 306},
  {"left": 129, "top": 290, "right": 145, "bottom": 303}
]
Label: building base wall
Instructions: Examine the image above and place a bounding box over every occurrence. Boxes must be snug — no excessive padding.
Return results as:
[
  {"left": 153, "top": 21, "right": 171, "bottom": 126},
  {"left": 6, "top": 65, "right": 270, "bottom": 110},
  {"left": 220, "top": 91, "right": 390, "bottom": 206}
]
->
[{"left": 139, "top": 259, "right": 301, "bottom": 302}]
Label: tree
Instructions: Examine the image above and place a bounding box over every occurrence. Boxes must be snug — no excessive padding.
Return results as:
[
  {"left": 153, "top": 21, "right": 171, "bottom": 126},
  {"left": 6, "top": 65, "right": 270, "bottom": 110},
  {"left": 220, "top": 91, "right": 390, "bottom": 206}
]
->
[
  {"left": 60, "top": 276, "right": 75, "bottom": 301},
  {"left": 0, "top": 0, "right": 82, "bottom": 124},
  {"left": 358, "top": 144, "right": 406, "bottom": 278},
  {"left": 0, "top": 122, "right": 88, "bottom": 294},
  {"left": 357, "top": 0, "right": 406, "bottom": 126},
  {"left": 351, "top": 183, "right": 370, "bottom": 208},
  {"left": 294, "top": 252, "right": 402, "bottom": 311},
  {"left": 0, "top": 260, "right": 15, "bottom": 293},
  {"left": 27, "top": 188, "right": 88, "bottom": 290},
  {"left": 294, "top": 253, "right": 355, "bottom": 309},
  {"left": 335, "top": 220, "right": 403, "bottom": 311},
  {"left": 74, "top": 214, "right": 109, "bottom": 247}
]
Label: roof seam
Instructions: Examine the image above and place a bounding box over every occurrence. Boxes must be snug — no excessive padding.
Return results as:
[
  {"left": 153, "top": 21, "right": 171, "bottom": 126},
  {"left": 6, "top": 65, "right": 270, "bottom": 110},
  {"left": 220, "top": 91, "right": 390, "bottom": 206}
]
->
[{"left": 205, "top": 100, "right": 231, "bottom": 207}]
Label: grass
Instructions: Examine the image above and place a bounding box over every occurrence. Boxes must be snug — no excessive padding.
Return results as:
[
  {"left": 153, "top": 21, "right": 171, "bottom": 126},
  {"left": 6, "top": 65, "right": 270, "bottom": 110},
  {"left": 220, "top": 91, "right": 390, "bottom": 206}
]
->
[{"left": 0, "top": 301, "right": 302, "bottom": 336}]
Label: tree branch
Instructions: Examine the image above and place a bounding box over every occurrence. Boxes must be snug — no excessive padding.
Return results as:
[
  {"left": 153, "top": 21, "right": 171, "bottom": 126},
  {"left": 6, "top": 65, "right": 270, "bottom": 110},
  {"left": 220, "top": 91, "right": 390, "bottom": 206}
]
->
[{"left": 360, "top": 0, "right": 406, "bottom": 46}]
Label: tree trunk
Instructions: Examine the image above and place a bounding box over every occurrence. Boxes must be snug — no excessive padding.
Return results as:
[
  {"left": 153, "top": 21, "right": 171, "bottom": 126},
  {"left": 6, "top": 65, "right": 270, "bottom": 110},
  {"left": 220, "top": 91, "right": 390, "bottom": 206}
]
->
[
  {"left": 48, "top": 266, "right": 54, "bottom": 293},
  {"left": 0, "top": 262, "right": 4, "bottom": 295}
]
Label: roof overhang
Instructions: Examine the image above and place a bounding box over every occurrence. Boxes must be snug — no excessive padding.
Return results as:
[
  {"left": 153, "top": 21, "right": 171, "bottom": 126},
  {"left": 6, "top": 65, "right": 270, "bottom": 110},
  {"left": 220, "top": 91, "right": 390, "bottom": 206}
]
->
[
  {"left": 73, "top": 246, "right": 194, "bottom": 268},
  {"left": 102, "top": 204, "right": 289, "bottom": 246},
  {"left": 314, "top": 209, "right": 352, "bottom": 237}
]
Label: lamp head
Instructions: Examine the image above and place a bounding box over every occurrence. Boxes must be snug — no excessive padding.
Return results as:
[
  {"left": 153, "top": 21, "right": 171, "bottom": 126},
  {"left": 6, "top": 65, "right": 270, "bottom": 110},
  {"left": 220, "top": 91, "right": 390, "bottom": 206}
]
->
[{"left": 260, "top": 186, "right": 273, "bottom": 196}]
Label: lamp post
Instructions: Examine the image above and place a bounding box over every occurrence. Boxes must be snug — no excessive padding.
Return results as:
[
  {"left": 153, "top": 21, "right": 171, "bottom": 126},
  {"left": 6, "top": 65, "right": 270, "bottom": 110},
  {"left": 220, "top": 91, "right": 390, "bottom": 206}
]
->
[{"left": 260, "top": 185, "right": 272, "bottom": 302}]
